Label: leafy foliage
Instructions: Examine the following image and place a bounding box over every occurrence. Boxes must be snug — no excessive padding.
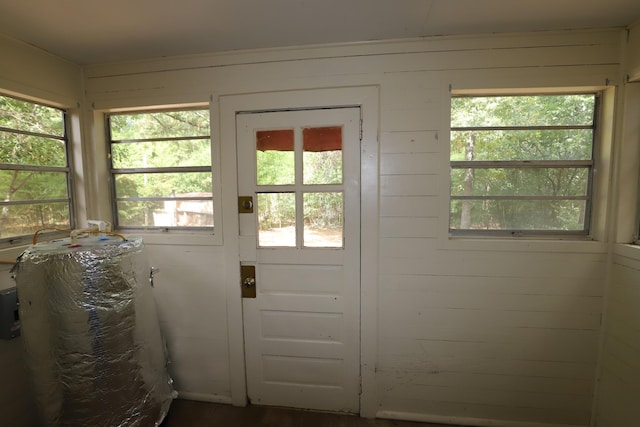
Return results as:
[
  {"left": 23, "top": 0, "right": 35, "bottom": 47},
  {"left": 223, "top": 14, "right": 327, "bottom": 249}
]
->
[
  {"left": 109, "top": 109, "right": 213, "bottom": 227},
  {"left": 256, "top": 144, "right": 344, "bottom": 236},
  {"left": 450, "top": 94, "right": 596, "bottom": 232},
  {"left": 0, "top": 95, "right": 70, "bottom": 238}
]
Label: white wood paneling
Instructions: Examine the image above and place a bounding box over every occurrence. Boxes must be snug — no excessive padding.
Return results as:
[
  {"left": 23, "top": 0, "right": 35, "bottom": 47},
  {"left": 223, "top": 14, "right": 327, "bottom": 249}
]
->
[
  {"left": 144, "top": 244, "right": 231, "bottom": 399},
  {"left": 595, "top": 247, "right": 640, "bottom": 427},
  {"left": 0, "top": 35, "right": 83, "bottom": 427},
  {"left": 0, "top": 34, "right": 81, "bottom": 106},
  {"left": 0, "top": 27, "right": 623, "bottom": 426}
]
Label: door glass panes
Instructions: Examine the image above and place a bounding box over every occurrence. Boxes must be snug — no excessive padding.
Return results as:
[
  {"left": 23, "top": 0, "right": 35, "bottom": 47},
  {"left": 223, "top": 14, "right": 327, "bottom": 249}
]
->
[
  {"left": 303, "top": 126, "right": 343, "bottom": 184},
  {"left": 257, "top": 192, "right": 296, "bottom": 247},
  {"left": 304, "top": 192, "right": 343, "bottom": 247},
  {"left": 256, "top": 129, "right": 295, "bottom": 185}
]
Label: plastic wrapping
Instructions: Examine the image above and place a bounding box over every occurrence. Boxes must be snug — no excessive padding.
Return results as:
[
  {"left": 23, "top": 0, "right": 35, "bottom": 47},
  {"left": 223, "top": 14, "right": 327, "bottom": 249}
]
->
[{"left": 13, "top": 235, "right": 175, "bottom": 427}]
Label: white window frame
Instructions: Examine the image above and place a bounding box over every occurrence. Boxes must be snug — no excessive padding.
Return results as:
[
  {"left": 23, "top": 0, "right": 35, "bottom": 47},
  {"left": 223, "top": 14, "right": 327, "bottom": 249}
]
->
[
  {"left": 448, "top": 91, "right": 601, "bottom": 237},
  {"left": 0, "top": 93, "right": 75, "bottom": 245},
  {"left": 106, "top": 106, "right": 216, "bottom": 236}
]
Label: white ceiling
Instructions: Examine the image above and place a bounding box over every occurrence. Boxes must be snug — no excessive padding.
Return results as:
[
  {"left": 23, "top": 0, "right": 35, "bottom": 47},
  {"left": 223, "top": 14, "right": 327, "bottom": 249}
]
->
[{"left": 1, "top": 0, "right": 639, "bottom": 65}]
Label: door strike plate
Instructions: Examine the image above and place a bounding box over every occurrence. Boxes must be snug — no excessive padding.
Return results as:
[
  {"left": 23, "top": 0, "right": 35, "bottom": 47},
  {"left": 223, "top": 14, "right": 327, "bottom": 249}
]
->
[
  {"left": 241, "top": 265, "right": 256, "bottom": 298},
  {"left": 238, "top": 196, "right": 254, "bottom": 213}
]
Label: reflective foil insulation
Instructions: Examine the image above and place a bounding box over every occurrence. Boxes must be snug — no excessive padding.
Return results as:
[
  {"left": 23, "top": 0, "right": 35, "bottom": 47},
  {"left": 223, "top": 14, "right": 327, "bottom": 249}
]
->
[{"left": 13, "top": 235, "right": 175, "bottom": 427}]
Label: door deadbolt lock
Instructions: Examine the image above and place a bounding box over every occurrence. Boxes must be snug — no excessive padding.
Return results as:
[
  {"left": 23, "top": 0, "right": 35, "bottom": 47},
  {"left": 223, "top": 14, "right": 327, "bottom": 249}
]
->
[
  {"left": 238, "top": 196, "right": 254, "bottom": 213},
  {"left": 241, "top": 265, "right": 256, "bottom": 298}
]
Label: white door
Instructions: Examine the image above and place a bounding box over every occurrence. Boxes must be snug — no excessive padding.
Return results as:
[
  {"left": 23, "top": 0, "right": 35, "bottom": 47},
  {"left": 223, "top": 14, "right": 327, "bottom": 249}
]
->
[{"left": 237, "top": 107, "right": 361, "bottom": 413}]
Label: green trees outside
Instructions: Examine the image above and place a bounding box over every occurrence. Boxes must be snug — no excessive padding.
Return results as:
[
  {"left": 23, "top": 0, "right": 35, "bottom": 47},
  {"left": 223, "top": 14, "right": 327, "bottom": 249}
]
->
[
  {"left": 109, "top": 110, "right": 213, "bottom": 227},
  {"left": 256, "top": 141, "right": 343, "bottom": 235},
  {"left": 450, "top": 94, "right": 596, "bottom": 232},
  {"left": 0, "top": 95, "right": 70, "bottom": 239}
]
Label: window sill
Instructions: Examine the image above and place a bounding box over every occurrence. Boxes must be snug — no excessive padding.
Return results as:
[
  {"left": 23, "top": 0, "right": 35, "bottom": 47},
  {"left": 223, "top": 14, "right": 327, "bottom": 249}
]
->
[
  {"left": 441, "top": 235, "right": 608, "bottom": 254},
  {"left": 120, "top": 230, "right": 221, "bottom": 246},
  {"left": 613, "top": 243, "right": 640, "bottom": 260}
]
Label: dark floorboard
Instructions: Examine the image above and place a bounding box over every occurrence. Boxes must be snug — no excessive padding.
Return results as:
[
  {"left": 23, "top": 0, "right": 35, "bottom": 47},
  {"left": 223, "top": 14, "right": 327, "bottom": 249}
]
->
[{"left": 160, "top": 399, "right": 461, "bottom": 427}]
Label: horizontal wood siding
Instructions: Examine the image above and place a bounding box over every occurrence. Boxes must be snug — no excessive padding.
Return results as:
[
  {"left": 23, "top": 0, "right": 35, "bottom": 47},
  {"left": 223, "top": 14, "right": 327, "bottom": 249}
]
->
[
  {"left": 145, "top": 244, "right": 232, "bottom": 399},
  {"left": 596, "top": 250, "right": 640, "bottom": 427},
  {"left": 0, "top": 34, "right": 81, "bottom": 105},
  {"left": 78, "top": 29, "right": 619, "bottom": 425}
]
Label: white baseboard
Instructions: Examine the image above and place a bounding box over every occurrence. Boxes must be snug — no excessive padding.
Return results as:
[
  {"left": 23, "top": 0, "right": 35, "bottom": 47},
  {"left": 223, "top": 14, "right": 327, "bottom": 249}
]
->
[
  {"left": 174, "top": 391, "right": 233, "bottom": 405},
  {"left": 376, "top": 410, "right": 588, "bottom": 427}
]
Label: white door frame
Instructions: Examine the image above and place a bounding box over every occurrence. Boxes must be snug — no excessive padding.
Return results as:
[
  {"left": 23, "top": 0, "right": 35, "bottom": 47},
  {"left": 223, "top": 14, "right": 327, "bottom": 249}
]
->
[{"left": 218, "top": 86, "right": 379, "bottom": 417}]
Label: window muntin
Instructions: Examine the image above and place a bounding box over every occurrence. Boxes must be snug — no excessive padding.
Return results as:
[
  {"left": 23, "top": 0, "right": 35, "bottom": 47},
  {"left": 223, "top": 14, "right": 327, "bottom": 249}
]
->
[
  {"left": 449, "top": 93, "right": 597, "bottom": 235},
  {"left": 0, "top": 94, "right": 73, "bottom": 241},
  {"left": 254, "top": 125, "right": 345, "bottom": 248},
  {"left": 108, "top": 108, "right": 213, "bottom": 231}
]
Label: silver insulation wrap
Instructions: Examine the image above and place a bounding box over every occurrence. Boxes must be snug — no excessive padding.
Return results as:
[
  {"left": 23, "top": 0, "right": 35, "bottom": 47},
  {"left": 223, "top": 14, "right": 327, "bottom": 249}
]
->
[{"left": 13, "top": 235, "right": 175, "bottom": 427}]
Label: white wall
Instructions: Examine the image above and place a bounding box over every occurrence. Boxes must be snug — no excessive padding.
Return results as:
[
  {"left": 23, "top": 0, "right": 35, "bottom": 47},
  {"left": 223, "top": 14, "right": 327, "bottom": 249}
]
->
[
  {"left": 0, "top": 34, "right": 82, "bottom": 427},
  {"left": 1, "top": 27, "right": 633, "bottom": 427},
  {"left": 81, "top": 29, "right": 622, "bottom": 427},
  {"left": 596, "top": 247, "right": 640, "bottom": 427},
  {"left": 594, "top": 21, "right": 640, "bottom": 427}
]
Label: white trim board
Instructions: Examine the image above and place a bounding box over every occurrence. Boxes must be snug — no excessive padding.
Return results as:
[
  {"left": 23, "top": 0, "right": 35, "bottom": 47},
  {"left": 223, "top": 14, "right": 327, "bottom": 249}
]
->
[{"left": 218, "top": 86, "right": 379, "bottom": 416}]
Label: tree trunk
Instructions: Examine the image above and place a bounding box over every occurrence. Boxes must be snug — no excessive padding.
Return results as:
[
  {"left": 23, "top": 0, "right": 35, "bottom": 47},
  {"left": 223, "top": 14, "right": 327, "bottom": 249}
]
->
[
  {"left": 0, "top": 170, "right": 19, "bottom": 237},
  {"left": 460, "top": 133, "right": 475, "bottom": 229}
]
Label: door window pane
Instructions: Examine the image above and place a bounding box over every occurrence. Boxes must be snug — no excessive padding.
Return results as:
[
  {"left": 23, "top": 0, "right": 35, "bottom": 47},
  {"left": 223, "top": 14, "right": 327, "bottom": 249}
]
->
[
  {"left": 303, "top": 192, "right": 343, "bottom": 248},
  {"left": 256, "top": 129, "right": 295, "bottom": 185},
  {"left": 303, "top": 126, "right": 343, "bottom": 185},
  {"left": 257, "top": 192, "right": 296, "bottom": 247}
]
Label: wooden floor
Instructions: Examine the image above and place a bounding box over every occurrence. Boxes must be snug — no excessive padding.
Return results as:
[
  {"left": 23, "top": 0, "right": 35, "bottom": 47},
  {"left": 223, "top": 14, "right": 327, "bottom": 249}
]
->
[{"left": 160, "top": 399, "right": 460, "bottom": 427}]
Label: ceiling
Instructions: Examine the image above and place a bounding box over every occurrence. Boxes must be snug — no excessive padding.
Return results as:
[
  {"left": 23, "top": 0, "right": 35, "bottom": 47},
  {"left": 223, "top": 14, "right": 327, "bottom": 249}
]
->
[{"left": 1, "top": 0, "right": 640, "bottom": 65}]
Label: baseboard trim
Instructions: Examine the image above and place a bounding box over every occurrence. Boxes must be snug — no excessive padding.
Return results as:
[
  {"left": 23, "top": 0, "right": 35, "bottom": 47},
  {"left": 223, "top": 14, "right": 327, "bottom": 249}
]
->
[
  {"left": 175, "top": 391, "right": 233, "bottom": 405},
  {"left": 376, "top": 410, "right": 588, "bottom": 427}
]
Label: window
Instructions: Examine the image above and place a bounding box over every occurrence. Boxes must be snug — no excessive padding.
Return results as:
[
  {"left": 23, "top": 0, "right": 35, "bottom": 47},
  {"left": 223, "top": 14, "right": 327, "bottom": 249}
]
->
[
  {"left": 449, "top": 93, "right": 598, "bottom": 236},
  {"left": 0, "top": 94, "right": 73, "bottom": 242},
  {"left": 107, "top": 108, "right": 213, "bottom": 231}
]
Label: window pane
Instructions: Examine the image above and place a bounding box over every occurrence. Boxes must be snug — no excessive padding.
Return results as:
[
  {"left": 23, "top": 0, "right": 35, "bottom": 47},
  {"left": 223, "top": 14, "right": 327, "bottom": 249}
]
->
[
  {"left": 451, "top": 95, "right": 596, "bottom": 127},
  {"left": 0, "top": 95, "right": 64, "bottom": 136},
  {"left": 450, "top": 129, "right": 593, "bottom": 161},
  {"left": 257, "top": 192, "right": 296, "bottom": 247},
  {"left": 109, "top": 110, "right": 209, "bottom": 140},
  {"left": 111, "top": 139, "right": 211, "bottom": 168},
  {"left": 450, "top": 199, "right": 587, "bottom": 231},
  {"left": 114, "top": 173, "right": 211, "bottom": 198},
  {"left": 117, "top": 200, "right": 213, "bottom": 228},
  {"left": 304, "top": 192, "right": 343, "bottom": 247},
  {"left": 256, "top": 130, "right": 295, "bottom": 185},
  {"left": 109, "top": 108, "right": 213, "bottom": 230},
  {"left": 0, "top": 202, "right": 70, "bottom": 239},
  {"left": 451, "top": 168, "right": 589, "bottom": 197},
  {"left": 303, "top": 127, "right": 343, "bottom": 185},
  {"left": 449, "top": 93, "right": 597, "bottom": 234},
  {"left": 0, "top": 132, "right": 66, "bottom": 166},
  {"left": 0, "top": 171, "right": 68, "bottom": 201}
]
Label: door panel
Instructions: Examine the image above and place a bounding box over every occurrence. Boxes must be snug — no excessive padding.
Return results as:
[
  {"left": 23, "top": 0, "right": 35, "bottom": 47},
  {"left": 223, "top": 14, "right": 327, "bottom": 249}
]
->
[{"left": 237, "top": 107, "right": 361, "bottom": 413}]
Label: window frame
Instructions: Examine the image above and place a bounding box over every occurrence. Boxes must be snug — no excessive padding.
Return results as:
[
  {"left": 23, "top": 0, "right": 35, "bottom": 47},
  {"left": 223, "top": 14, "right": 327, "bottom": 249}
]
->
[
  {"left": 106, "top": 106, "right": 215, "bottom": 233},
  {"left": 448, "top": 91, "right": 600, "bottom": 238},
  {"left": 0, "top": 93, "right": 75, "bottom": 245}
]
